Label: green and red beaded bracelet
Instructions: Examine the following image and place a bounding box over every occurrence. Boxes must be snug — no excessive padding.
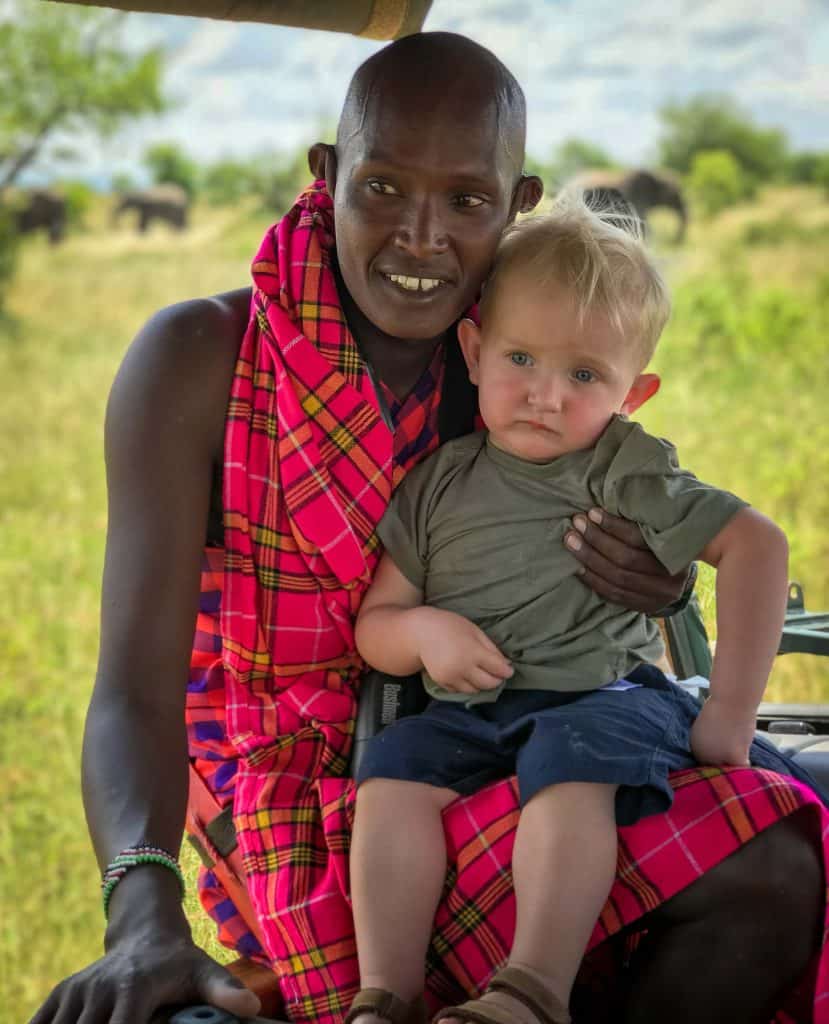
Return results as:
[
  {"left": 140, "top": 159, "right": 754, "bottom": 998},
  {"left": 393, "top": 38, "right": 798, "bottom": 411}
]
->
[{"left": 101, "top": 843, "right": 185, "bottom": 918}]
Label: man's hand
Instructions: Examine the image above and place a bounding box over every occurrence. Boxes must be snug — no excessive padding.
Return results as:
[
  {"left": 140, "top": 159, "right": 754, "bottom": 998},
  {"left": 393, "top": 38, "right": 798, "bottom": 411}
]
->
[
  {"left": 29, "top": 928, "right": 261, "bottom": 1024},
  {"left": 411, "top": 607, "right": 513, "bottom": 695},
  {"left": 690, "top": 697, "right": 755, "bottom": 767},
  {"left": 564, "top": 508, "right": 689, "bottom": 614}
]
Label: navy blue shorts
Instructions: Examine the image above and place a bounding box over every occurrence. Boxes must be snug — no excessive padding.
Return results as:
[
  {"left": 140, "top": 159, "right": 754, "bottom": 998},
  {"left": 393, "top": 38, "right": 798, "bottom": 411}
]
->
[{"left": 354, "top": 665, "right": 701, "bottom": 826}]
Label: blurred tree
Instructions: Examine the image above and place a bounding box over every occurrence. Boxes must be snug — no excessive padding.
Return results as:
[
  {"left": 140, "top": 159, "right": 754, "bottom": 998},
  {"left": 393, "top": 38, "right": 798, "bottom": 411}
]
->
[
  {"left": 814, "top": 155, "right": 829, "bottom": 198},
  {"left": 202, "top": 158, "right": 261, "bottom": 206},
  {"left": 144, "top": 142, "right": 199, "bottom": 198},
  {"left": 257, "top": 148, "right": 314, "bottom": 213},
  {"left": 0, "top": 207, "right": 19, "bottom": 318},
  {"left": 787, "top": 151, "right": 826, "bottom": 184},
  {"left": 550, "top": 138, "right": 617, "bottom": 187},
  {"left": 59, "top": 180, "right": 96, "bottom": 228},
  {"left": 110, "top": 171, "right": 136, "bottom": 195},
  {"left": 522, "top": 154, "right": 554, "bottom": 196},
  {"left": 658, "top": 95, "right": 787, "bottom": 185},
  {"left": 688, "top": 149, "right": 746, "bottom": 217},
  {"left": 0, "top": 4, "right": 165, "bottom": 191}
]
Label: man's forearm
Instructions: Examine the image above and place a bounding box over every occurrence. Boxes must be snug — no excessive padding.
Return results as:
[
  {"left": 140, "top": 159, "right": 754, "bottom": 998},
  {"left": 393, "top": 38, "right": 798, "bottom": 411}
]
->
[{"left": 82, "top": 688, "right": 191, "bottom": 935}]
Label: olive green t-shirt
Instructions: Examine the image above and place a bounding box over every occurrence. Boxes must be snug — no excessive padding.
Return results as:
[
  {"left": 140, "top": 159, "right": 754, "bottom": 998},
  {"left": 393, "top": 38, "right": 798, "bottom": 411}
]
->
[{"left": 377, "top": 415, "right": 747, "bottom": 702}]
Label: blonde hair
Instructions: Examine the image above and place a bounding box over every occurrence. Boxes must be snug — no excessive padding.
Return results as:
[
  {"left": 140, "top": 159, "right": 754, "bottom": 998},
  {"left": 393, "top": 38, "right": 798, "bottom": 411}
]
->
[{"left": 479, "top": 190, "right": 671, "bottom": 368}]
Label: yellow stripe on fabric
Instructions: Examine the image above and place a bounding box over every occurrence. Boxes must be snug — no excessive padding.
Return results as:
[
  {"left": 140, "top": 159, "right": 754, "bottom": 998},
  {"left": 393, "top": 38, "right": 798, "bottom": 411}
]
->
[
  {"left": 222, "top": 639, "right": 272, "bottom": 668},
  {"left": 296, "top": 302, "right": 344, "bottom": 321}
]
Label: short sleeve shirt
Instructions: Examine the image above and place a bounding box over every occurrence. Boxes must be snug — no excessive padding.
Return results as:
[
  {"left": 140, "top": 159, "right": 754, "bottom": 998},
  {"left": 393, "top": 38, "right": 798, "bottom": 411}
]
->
[{"left": 377, "top": 415, "right": 747, "bottom": 702}]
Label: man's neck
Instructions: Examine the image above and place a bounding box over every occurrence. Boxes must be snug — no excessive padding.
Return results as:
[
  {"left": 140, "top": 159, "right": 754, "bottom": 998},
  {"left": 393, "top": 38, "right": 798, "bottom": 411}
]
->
[{"left": 337, "top": 269, "right": 449, "bottom": 402}]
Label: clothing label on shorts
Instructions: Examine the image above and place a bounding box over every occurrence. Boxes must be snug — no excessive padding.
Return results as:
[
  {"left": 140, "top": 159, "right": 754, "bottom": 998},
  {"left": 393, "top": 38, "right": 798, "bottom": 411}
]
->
[{"left": 600, "top": 678, "right": 643, "bottom": 691}]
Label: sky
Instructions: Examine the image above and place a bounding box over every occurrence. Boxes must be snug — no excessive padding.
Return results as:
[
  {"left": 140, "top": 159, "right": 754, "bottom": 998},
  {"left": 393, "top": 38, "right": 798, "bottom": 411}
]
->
[{"left": 22, "top": 0, "right": 829, "bottom": 187}]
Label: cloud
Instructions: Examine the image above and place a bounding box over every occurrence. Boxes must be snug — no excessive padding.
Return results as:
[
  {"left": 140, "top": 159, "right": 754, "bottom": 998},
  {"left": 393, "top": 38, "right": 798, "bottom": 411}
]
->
[{"left": 26, "top": 0, "right": 829, "bottom": 186}]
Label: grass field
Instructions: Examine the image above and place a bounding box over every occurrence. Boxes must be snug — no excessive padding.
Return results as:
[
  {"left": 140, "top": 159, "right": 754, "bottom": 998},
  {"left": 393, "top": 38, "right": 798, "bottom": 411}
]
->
[{"left": 2, "top": 187, "right": 828, "bottom": 1022}]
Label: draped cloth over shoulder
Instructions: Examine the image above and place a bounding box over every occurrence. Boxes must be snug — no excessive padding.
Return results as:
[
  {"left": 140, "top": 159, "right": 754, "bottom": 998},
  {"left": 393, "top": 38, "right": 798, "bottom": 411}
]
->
[
  {"left": 47, "top": 1, "right": 433, "bottom": 39},
  {"left": 185, "top": 183, "right": 829, "bottom": 1024}
]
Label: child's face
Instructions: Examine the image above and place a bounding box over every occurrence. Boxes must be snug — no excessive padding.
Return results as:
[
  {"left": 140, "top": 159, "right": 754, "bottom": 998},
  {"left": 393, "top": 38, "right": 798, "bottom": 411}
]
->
[{"left": 459, "top": 274, "right": 659, "bottom": 463}]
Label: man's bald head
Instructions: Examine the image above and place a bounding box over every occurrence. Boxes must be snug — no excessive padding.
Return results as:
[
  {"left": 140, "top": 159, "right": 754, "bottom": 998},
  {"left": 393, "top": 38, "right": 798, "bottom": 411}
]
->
[{"left": 337, "top": 32, "right": 528, "bottom": 177}]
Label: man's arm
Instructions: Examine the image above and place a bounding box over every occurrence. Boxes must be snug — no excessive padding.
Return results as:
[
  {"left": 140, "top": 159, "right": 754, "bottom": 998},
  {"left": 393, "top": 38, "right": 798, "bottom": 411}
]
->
[
  {"left": 565, "top": 508, "right": 693, "bottom": 614},
  {"left": 691, "top": 506, "right": 789, "bottom": 766},
  {"left": 32, "top": 289, "right": 260, "bottom": 1024}
]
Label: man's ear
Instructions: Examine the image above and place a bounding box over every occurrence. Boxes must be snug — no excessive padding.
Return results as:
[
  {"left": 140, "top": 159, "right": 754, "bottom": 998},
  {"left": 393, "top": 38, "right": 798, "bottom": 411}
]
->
[
  {"left": 308, "top": 142, "right": 337, "bottom": 196},
  {"left": 510, "top": 174, "right": 544, "bottom": 219},
  {"left": 621, "top": 373, "right": 660, "bottom": 415},
  {"left": 457, "top": 318, "right": 483, "bottom": 386}
]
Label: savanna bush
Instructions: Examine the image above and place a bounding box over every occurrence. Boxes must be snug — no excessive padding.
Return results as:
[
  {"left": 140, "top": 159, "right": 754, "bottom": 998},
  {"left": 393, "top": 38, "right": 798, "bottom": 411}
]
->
[
  {"left": 688, "top": 149, "right": 746, "bottom": 217},
  {"left": 645, "top": 259, "right": 829, "bottom": 595}
]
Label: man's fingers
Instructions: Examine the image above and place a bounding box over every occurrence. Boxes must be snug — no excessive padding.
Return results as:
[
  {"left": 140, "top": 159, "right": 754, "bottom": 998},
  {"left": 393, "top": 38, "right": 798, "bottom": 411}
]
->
[
  {"left": 577, "top": 567, "right": 677, "bottom": 613},
  {"left": 46, "top": 986, "right": 89, "bottom": 1024},
  {"left": 198, "top": 963, "right": 262, "bottom": 1020},
  {"left": 108, "top": 992, "right": 150, "bottom": 1024},
  {"left": 585, "top": 508, "right": 651, "bottom": 548},
  {"left": 568, "top": 518, "right": 661, "bottom": 576}
]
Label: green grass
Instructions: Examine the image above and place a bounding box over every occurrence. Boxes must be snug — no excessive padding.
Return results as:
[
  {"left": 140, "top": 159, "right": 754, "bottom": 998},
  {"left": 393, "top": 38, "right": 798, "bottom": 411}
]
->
[{"left": 3, "top": 187, "right": 829, "bottom": 1021}]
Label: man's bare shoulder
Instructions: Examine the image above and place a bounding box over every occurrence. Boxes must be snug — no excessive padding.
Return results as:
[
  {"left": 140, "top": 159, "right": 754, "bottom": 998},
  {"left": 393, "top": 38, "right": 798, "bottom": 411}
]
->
[
  {"left": 108, "top": 287, "right": 252, "bottom": 461},
  {"left": 139, "top": 286, "right": 251, "bottom": 367}
]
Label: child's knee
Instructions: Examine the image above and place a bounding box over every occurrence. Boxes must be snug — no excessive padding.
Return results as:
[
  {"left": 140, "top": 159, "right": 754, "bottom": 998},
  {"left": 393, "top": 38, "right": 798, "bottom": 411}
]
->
[{"left": 356, "top": 777, "right": 456, "bottom": 814}]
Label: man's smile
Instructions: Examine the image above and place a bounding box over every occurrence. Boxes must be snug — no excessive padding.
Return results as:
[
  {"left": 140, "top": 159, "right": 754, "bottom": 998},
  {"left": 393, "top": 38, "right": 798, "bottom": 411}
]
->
[
  {"left": 383, "top": 272, "right": 445, "bottom": 293},
  {"left": 378, "top": 269, "right": 452, "bottom": 299}
]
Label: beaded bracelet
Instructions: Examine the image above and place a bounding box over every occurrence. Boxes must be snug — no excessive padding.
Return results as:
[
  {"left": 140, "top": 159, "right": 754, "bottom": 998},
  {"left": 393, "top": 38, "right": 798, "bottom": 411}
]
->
[{"left": 101, "top": 843, "right": 185, "bottom": 918}]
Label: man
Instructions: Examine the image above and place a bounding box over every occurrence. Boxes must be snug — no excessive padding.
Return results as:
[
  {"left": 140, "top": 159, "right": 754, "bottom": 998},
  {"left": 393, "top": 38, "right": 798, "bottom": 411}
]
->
[{"left": 32, "top": 32, "right": 823, "bottom": 1024}]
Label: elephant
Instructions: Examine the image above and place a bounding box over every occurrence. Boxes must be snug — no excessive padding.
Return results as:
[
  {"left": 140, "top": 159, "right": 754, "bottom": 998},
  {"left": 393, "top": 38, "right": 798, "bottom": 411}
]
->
[
  {"left": 566, "top": 168, "right": 688, "bottom": 242},
  {"left": 10, "top": 188, "right": 68, "bottom": 244},
  {"left": 113, "top": 183, "right": 190, "bottom": 233}
]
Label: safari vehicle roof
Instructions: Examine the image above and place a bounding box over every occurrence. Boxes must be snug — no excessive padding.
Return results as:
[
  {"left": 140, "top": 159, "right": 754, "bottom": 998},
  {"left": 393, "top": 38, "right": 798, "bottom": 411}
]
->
[{"left": 46, "top": 0, "right": 433, "bottom": 39}]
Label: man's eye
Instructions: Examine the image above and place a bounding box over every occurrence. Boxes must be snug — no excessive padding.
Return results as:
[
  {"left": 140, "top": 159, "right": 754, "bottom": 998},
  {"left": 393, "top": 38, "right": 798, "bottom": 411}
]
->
[
  {"left": 509, "top": 352, "right": 532, "bottom": 367},
  {"left": 572, "top": 368, "right": 596, "bottom": 383},
  {"left": 368, "top": 180, "right": 399, "bottom": 195},
  {"left": 455, "top": 194, "right": 485, "bottom": 208}
]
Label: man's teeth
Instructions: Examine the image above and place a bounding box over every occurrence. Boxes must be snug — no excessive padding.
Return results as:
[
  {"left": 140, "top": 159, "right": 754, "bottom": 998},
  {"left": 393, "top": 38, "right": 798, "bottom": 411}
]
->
[{"left": 387, "top": 274, "right": 442, "bottom": 292}]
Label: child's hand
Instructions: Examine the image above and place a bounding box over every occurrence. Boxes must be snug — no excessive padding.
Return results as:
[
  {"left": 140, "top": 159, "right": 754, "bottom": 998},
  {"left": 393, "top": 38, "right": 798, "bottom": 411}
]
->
[
  {"left": 690, "top": 696, "right": 755, "bottom": 767},
  {"left": 411, "top": 607, "right": 513, "bottom": 694}
]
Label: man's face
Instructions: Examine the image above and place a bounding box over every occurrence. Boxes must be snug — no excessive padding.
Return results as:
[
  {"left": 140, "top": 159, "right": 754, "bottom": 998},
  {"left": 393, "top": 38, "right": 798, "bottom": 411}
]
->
[
  {"left": 331, "top": 92, "right": 524, "bottom": 341},
  {"left": 459, "top": 276, "right": 650, "bottom": 463}
]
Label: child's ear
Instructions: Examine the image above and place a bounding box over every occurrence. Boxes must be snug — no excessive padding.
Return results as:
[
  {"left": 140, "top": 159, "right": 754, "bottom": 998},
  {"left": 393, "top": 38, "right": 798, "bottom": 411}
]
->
[
  {"left": 621, "top": 373, "right": 660, "bottom": 415},
  {"left": 457, "top": 318, "right": 483, "bottom": 386}
]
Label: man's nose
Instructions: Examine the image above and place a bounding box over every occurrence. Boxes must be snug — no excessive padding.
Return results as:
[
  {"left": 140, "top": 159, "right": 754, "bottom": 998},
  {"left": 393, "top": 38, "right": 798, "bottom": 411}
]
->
[{"left": 393, "top": 196, "right": 448, "bottom": 257}]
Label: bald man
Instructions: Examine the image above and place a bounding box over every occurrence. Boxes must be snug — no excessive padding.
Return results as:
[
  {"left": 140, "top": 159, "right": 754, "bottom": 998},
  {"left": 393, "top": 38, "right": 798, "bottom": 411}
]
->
[{"left": 32, "top": 32, "right": 821, "bottom": 1024}]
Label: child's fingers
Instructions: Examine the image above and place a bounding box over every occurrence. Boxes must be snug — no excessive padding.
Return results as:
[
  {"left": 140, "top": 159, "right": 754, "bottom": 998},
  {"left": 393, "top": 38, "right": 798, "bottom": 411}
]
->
[
  {"left": 475, "top": 629, "right": 507, "bottom": 655},
  {"left": 466, "top": 665, "right": 509, "bottom": 690},
  {"left": 475, "top": 646, "right": 513, "bottom": 679},
  {"left": 442, "top": 677, "right": 478, "bottom": 695}
]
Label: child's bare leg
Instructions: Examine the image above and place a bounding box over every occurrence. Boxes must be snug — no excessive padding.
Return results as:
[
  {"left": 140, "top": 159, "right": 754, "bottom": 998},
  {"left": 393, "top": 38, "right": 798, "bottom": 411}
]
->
[
  {"left": 510, "top": 782, "right": 618, "bottom": 1005},
  {"left": 439, "top": 782, "right": 617, "bottom": 1024},
  {"left": 350, "top": 777, "right": 458, "bottom": 1019}
]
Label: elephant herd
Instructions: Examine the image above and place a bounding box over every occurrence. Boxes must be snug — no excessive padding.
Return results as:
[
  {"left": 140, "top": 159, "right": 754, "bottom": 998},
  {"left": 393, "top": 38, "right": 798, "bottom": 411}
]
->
[
  {"left": 6, "top": 183, "right": 191, "bottom": 244},
  {"left": 7, "top": 171, "right": 686, "bottom": 245}
]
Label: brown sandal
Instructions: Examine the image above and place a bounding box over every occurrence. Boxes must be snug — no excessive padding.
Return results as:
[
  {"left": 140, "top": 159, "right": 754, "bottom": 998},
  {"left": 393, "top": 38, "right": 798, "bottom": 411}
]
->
[
  {"left": 432, "top": 965, "right": 571, "bottom": 1024},
  {"left": 345, "top": 989, "right": 428, "bottom": 1024}
]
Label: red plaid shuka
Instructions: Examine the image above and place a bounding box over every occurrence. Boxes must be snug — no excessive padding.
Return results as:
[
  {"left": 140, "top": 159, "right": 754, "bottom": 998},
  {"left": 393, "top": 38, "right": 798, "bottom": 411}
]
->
[{"left": 186, "top": 182, "right": 829, "bottom": 1023}]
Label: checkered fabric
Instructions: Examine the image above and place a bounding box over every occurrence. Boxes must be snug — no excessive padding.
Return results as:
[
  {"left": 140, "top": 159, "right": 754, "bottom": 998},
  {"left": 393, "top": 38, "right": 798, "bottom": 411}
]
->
[{"left": 185, "top": 182, "right": 829, "bottom": 1023}]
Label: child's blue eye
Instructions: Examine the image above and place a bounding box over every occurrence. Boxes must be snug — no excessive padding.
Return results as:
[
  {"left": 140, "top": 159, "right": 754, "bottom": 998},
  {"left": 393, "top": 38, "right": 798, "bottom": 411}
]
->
[
  {"left": 509, "top": 352, "right": 532, "bottom": 367},
  {"left": 572, "top": 368, "right": 596, "bottom": 383}
]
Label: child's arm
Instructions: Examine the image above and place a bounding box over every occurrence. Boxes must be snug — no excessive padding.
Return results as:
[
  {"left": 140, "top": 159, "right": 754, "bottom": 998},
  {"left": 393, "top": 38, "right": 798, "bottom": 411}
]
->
[
  {"left": 355, "top": 552, "right": 513, "bottom": 695},
  {"left": 691, "top": 506, "right": 789, "bottom": 766}
]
